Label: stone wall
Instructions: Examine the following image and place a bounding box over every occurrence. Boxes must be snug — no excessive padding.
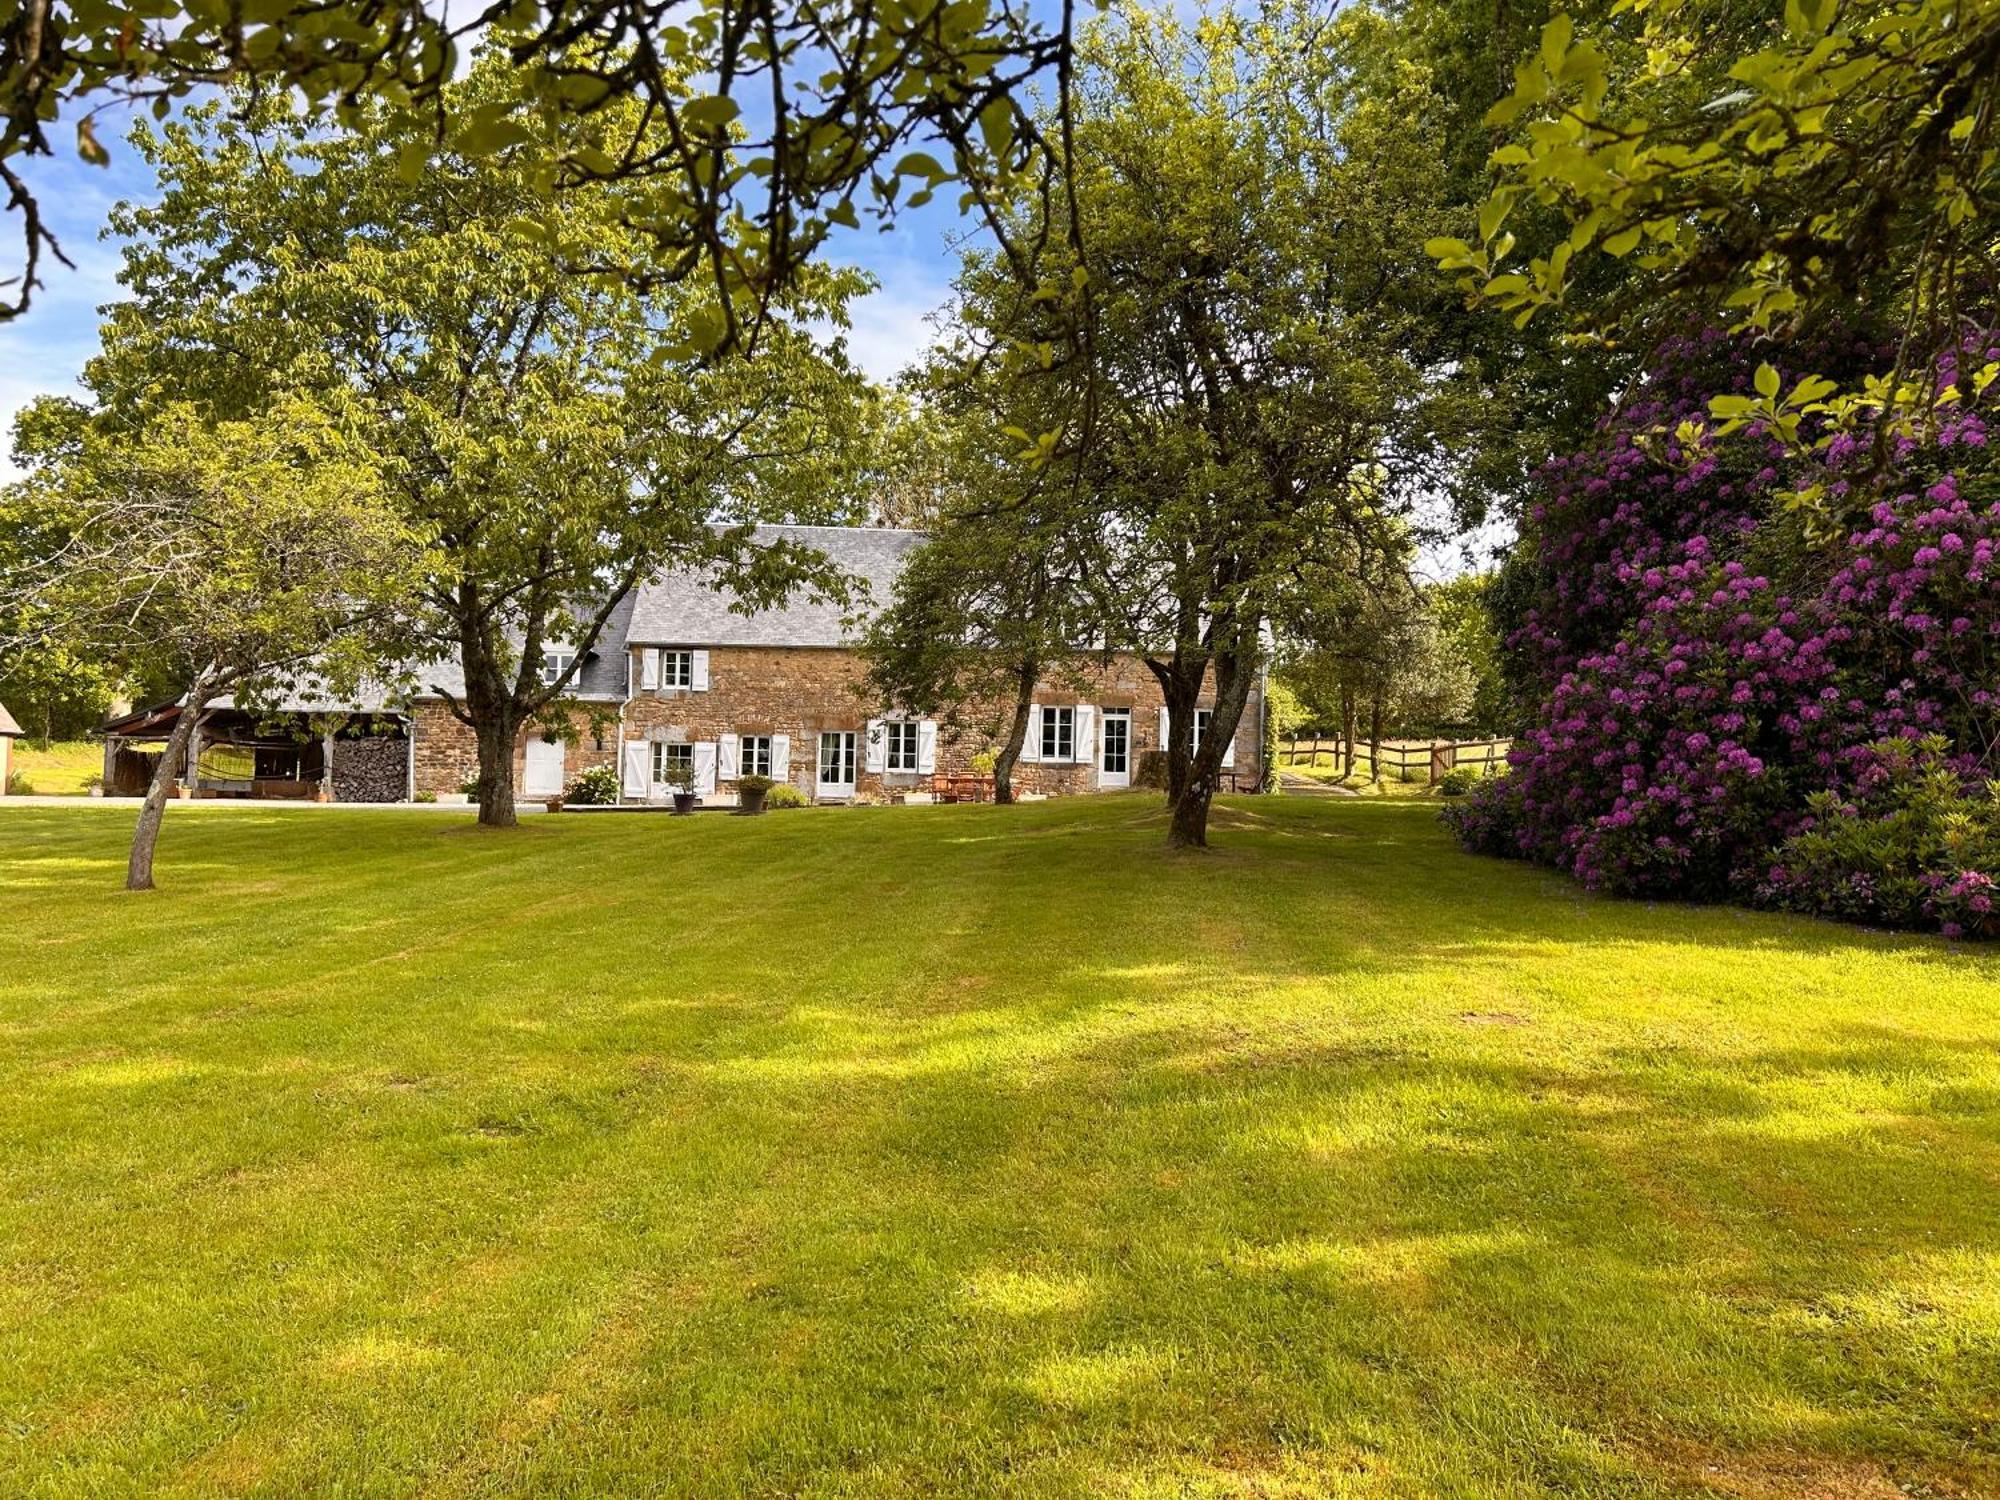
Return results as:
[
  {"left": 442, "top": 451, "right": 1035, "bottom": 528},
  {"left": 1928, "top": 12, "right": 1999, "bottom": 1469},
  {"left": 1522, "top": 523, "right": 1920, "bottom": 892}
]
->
[
  {"left": 408, "top": 701, "right": 621, "bottom": 800},
  {"left": 621, "top": 645, "right": 1262, "bottom": 805},
  {"left": 331, "top": 733, "right": 409, "bottom": 803}
]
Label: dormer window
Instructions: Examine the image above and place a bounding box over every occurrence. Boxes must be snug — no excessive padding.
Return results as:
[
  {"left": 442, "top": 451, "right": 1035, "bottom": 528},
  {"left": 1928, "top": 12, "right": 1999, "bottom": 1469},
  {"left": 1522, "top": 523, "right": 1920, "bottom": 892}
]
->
[{"left": 542, "top": 649, "right": 576, "bottom": 687}]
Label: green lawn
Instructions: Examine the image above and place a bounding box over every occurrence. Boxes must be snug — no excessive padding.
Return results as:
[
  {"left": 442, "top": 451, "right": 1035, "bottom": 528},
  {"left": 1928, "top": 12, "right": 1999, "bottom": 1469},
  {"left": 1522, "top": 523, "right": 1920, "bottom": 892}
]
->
[
  {"left": 8, "top": 739, "right": 101, "bottom": 795},
  {"left": 2, "top": 796, "right": 1997, "bottom": 1498}
]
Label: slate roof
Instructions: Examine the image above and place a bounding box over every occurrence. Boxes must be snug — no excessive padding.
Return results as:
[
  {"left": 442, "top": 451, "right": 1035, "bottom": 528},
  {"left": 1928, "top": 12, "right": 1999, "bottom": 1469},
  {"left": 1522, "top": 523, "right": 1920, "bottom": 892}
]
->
[
  {"left": 114, "top": 529, "right": 913, "bottom": 732},
  {"left": 407, "top": 586, "right": 636, "bottom": 703},
  {"left": 206, "top": 674, "right": 405, "bottom": 716},
  {"left": 202, "top": 588, "right": 639, "bottom": 713},
  {"left": 0, "top": 700, "right": 21, "bottom": 737},
  {"left": 626, "top": 525, "right": 927, "bottom": 647}
]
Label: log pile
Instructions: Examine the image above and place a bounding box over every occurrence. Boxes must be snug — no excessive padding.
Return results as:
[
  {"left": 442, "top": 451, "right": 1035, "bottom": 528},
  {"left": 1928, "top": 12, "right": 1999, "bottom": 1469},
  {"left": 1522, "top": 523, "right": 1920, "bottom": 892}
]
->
[{"left": 331, "top": 735, "right": 406, "bottom": 803}]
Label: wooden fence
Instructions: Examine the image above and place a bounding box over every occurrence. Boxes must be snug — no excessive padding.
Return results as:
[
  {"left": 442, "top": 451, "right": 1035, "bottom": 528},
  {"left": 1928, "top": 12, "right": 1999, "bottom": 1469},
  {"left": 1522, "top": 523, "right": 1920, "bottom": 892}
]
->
[{"left": 1279, "top": 736, "right": 1510, "bottom": 784}]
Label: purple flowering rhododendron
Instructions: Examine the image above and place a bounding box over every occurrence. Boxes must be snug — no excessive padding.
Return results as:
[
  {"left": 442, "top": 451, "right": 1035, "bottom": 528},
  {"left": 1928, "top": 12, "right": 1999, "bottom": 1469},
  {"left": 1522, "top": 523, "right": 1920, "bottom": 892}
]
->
[{"left": 1446, "top": 330, "right": 2000, "bottom": 938}]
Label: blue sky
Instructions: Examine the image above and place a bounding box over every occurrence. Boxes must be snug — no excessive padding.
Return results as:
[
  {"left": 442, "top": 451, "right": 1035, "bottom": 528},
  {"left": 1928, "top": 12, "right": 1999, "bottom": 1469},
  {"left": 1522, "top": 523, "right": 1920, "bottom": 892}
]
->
[{"left": 0, "top": 111, "right": 967, "bottom": 481}]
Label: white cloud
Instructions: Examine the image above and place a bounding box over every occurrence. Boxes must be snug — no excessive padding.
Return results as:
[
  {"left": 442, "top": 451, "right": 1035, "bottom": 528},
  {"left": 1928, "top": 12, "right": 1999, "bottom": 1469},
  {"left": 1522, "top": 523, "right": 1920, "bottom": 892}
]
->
[{"left": 832, "top": 272, "right": 953, "bottom": 386}]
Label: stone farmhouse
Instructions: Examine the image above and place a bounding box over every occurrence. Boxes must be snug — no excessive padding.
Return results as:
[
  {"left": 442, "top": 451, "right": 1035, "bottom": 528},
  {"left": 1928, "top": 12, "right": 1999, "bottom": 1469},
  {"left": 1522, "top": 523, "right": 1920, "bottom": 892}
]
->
[{"left": 98, "top": 526, "right": 1264, "bottom": 805}]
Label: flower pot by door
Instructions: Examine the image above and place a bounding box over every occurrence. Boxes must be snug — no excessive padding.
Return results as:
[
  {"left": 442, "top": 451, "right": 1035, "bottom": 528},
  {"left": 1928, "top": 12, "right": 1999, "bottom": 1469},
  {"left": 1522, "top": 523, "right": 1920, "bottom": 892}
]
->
[
  {"left": 672, "top": 792, "right": 697, "bottom": 816},
  {"left": 736, "top": 787, "right": 769, "bottom": 815}
]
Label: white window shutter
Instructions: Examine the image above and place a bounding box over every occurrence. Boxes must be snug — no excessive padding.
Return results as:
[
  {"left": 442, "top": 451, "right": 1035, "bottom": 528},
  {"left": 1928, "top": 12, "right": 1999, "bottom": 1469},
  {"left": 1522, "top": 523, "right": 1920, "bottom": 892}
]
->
[
  {"left": 692, "top": 650, "right": 710, "bottom": 691},
  {"left": 1221, "top": 718, "right": 1237, "bottom": 768},
  {"left": 1074, "top": 706, "right": 1096, "bottom": 766},
  {"left": 718, "top": 732, "right": 740, "bottom": 781},
  {"left": 1158, "top": 706, "right": 1170, "bottom": 749},
  {"left": 693, "top": 742, "right": 718, "bottom": 795},
  {"left": 916, "top": 720, "right": 938, "bottom": 774},
  {"left": 771, "top": 734, "right": 791, "bottom": 782},
  {"left": 640, "top": 648, "right": 661, "bottom": 691},
  {"left": 864, "top": 719, "right": 886, "bottom": 773},
  {"left": 621, "top": 742, "right": 648, "bottom": 799},
  {"left": 1020, "top": 705, "right": 1042, "bottom": 763}
]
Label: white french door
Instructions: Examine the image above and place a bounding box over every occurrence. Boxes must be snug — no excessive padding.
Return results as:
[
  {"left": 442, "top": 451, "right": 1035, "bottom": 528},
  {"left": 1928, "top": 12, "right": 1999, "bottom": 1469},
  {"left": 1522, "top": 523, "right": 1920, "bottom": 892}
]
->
[
  {"left": 1099, "top": 710, "right": 1131, "bottom": 788},
  {"left": 818, "top": 731, "right": 857, "bottom": 798}
]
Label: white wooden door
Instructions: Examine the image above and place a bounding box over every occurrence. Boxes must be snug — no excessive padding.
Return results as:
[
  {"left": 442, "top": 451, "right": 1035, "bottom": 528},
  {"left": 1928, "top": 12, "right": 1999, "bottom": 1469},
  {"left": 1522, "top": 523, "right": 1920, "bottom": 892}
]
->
[
  {"left": 524, "top": 735, "right": 566, "bottom": 797},
  {"left": 1099, "top": 710, "right": 1131, "bottom": 788}
]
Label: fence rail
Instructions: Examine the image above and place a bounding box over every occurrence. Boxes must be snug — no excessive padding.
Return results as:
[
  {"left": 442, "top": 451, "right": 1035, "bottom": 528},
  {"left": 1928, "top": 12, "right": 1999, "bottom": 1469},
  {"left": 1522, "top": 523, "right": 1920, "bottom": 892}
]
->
[{"left": 1279, "top": 736, "right": 1510, "bottom": 783}]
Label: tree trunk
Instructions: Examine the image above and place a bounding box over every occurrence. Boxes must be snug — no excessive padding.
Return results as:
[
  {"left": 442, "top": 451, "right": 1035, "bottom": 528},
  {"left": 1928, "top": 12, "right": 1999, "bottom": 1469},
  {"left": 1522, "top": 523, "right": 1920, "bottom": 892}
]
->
[
  {"left": 1168, "top": 775, "right": 1214, "bottom": 848},
  {"left": 991, "top": 657, "right": 1039, "bottom": 805},
  {"left": 1369, "top": 695, "right": 1384, "bottom": 786},
  {"left": 128, "top": 690, "right": 206, "bottom": 892},
  {"left": 1341, "top": 690, "right": 1357, "bottom": 779},
  {"left": 473, "top": 713, "right": 520, "bottom": 828},
  {"left": 1164, "top": 648, "right": 1257, "bottom": 851},
  {"left": 1153, "top": 665, "right": 1204, "bottom": 809}
]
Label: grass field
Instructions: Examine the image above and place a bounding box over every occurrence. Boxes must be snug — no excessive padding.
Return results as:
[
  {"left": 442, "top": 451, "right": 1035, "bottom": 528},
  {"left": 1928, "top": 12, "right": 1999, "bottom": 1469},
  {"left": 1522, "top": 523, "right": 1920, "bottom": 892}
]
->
[
  {"left": 2, "top": 795, "right": 1997, "bottom": 1498},
  {"left": 7, "top": 739, "right": 101, "bottom": 795}
]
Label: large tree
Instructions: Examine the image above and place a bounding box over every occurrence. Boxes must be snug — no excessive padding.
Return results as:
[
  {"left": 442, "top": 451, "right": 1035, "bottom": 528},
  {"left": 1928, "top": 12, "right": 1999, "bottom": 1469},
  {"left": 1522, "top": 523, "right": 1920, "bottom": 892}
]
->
[
  {"left": 944, "top": 3, "right": 1491, "bottom": 846},
  {"left": 860, "top": 432, "right": 1102, "bottom": 803},
  {"left": 82, "top": 63, "right": 871, "bottom": 827},
  {"left": 0, "top": 400, "right": 420, "bottom": 889}
]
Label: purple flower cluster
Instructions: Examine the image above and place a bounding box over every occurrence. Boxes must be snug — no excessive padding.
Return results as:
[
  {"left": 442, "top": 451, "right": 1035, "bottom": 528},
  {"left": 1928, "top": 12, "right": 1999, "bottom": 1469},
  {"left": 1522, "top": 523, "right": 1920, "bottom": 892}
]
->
[{"left": 1447, "top": 331, "right": 2000, "bottom": 935}]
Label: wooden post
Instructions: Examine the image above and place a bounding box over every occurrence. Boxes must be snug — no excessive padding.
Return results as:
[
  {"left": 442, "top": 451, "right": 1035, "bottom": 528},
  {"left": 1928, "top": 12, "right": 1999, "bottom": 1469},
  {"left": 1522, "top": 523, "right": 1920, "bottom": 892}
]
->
[{"left": 183, "top": 711, "right": 202, "bottom": 797}]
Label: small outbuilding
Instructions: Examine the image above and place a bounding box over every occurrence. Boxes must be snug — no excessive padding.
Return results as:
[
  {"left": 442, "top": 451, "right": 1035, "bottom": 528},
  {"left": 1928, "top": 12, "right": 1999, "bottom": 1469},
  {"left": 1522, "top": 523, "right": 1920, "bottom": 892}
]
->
[{"left": 0, "top": 701, "right": 19, "bottom": 791}]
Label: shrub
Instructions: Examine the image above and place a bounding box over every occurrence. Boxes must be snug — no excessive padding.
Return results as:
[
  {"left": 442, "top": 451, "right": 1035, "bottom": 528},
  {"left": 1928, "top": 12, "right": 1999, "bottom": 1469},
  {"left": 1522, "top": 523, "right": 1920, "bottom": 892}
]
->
[
  {"left": 456, "top": 773, "right": 482, "bottom": 797},
  {"left": 1441, "top": 772, "right": 1527, "bottom": 853},
  {"left": 1448, "top": 325, "right": 1999, "bottom": 928},
  {"left": 5, "top": 769, "right": 30, "bottom": 796},
  {"left": 764, "top": 783, "right": 809, "bottom": 809},
  {"left": 1750, "top": 737, "right": 1999, "bottom": 938},
  {"left": 565, "top": 764, "right": 620, "bottom": 805},
  {"left": 736, "top": 774, "right": 775, "bottom": 794},
  {"left": 1133, "top": 749, "right": 1169, "bottom": 790},
  {"left": 413, "top": 790, "right": 437, "bottom": 804},
  {"left": 1437, "top": 766, "right": 1483, "bottom": 798}
]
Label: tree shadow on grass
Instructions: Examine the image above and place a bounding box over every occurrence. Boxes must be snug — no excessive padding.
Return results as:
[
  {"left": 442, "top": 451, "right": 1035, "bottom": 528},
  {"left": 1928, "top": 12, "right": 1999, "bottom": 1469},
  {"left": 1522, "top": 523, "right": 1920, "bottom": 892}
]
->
[
  {"left": 5, "top": 797, "right": 2000, "bottom": 1495},
  {"left": 676, "top": 1005, "right": 2000, "bottom": 1496}
]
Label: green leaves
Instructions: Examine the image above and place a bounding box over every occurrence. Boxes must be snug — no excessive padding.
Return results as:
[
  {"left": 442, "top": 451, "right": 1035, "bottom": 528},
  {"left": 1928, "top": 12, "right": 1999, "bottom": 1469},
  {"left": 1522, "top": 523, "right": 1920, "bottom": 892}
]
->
[
  {"left": 0, "top": 0, "right": 1077, "bottom": 328},
  {"left": 680, "top": 95, "right": 742, "bottom": 133},
  {"left": 1435, "top": 0, "right": 2000, "bottom": 435},
  {"left": 455, "top": 103, "right": 532, "bottom": 157},
  {"left": 76, "top": 118, "right": 110, "bottom": 169}
]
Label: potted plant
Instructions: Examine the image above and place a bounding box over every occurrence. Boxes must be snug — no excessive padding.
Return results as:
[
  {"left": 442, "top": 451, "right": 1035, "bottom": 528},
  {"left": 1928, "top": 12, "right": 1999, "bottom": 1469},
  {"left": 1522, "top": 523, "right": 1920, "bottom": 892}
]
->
[
  {"left": 735, "top": 772, "right": 774, "bottom": 814},
  {"left": 661, "top": 761, "right": 699, "bottom": 814}
]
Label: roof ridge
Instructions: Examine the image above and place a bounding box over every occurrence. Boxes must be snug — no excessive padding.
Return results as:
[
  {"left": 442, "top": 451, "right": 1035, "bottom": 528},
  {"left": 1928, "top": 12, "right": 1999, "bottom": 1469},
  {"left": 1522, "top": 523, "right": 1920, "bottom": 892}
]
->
[{"left": 742, "top": 522, "right": 929, "bottom": 535}]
